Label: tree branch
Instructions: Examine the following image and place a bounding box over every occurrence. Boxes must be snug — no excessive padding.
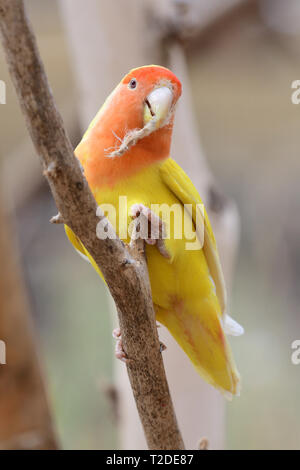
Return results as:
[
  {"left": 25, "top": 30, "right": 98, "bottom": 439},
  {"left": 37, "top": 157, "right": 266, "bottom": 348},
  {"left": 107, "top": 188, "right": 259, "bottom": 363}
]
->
[{"left": 0, "top": 0, "right": 184, "bottom": 450}]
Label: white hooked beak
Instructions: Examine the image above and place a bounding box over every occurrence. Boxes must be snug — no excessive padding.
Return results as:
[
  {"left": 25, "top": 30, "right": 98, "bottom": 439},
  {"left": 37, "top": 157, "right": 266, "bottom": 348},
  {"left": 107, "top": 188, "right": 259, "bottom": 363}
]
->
[{"left": 143, "top": 86, "right": 173, "bottom": 129}]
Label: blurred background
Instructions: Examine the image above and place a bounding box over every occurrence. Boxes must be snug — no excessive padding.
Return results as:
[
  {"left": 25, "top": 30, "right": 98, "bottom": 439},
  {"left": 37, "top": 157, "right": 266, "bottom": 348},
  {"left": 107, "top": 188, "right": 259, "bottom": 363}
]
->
[{"left": 0, "top": 0, "right": 299, "bottom": 450}]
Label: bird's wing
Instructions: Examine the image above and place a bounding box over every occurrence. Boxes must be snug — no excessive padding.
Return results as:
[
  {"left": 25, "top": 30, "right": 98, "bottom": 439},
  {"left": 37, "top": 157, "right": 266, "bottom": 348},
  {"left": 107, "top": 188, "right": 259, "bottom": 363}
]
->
[
  {"left": 65, "top": 225, "right": 105, "bottom": 281},
  {"left": 65, "top": 225, "right": 86, "bottom": 257},
  {"left": 159, "top": 158, "right": 227, "bottom": 314}
]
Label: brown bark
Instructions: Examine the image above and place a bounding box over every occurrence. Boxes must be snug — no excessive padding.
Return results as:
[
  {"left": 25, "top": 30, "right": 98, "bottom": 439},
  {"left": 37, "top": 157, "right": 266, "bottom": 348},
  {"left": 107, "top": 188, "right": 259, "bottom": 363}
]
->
[
  {"left": 0, "top": 195, "right": 57, "bottom": 449},
  {"left": 0, "top": 0, "right": 184, "bottom": 450}
]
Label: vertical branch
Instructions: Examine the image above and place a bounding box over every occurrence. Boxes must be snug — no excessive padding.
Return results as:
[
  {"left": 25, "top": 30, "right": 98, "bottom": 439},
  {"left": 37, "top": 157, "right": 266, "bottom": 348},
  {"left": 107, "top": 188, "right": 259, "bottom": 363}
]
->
[
  {"left": 0, "top": 0, "right": 184, "bottom": 450},
  {"left": 0, "top": 194, "right": 58, "bottom": 450}
]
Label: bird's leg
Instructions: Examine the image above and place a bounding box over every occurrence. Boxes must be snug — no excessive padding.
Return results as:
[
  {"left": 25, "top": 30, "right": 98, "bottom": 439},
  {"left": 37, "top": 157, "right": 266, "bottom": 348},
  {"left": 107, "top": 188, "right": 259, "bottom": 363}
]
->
[
  {"left": 130, "top": 203, "right": 170, "bottom": 259},
  {"left": 113, "top": 327, "right": 166, "bottom": 363}
]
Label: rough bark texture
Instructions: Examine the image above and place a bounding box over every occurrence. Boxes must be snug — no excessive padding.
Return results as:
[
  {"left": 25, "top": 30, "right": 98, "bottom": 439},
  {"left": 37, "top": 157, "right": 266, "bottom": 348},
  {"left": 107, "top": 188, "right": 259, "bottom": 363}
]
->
[
  {"left": 60, "top": 0, "right": 240, "bottom": 449},
  {"left": 0, "top": 194, "right": 57, "bottom": 450},
  {"left": 0, "top": 0, "right": 184, "bottom": 450}
]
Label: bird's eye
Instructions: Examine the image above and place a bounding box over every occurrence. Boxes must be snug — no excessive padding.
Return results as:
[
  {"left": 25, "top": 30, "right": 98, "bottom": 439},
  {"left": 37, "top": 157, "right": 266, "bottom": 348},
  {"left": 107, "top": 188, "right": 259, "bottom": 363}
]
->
[{"left": 128, "top": 78, "right": 137, "bottom": 89}]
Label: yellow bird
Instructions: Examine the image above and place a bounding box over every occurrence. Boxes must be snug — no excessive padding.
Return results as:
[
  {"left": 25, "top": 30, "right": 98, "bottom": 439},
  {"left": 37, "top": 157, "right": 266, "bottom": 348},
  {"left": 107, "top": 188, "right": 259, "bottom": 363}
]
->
[{"left": 65, "top": 65, "right": 243, "bottom": 397}]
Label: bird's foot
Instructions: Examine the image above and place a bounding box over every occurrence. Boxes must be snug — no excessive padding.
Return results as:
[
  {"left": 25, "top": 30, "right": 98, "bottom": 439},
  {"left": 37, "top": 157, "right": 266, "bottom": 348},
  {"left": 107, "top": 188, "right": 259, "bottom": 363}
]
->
[
  {"left": 113, "top": 327, "right": 166, "bottom": 363},
  {"left": 130, "top": 203, "right": 170, "bottom": 259},
  {"left": 112, "top": 327, "right": 130, "bottom": 364}
]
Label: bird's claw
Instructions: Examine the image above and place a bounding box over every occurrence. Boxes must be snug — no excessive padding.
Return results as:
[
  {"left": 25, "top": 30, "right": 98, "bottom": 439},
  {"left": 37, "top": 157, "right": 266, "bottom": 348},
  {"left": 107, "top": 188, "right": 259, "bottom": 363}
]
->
[
  {"left": 113, "top": 326, "right": 166, "bottom": 362},
  {"left": 130, "top": 203, "right": 171, "bottom": 259},
  {"left": 112, "top": 327, "right": 130, "bottom": 364}
]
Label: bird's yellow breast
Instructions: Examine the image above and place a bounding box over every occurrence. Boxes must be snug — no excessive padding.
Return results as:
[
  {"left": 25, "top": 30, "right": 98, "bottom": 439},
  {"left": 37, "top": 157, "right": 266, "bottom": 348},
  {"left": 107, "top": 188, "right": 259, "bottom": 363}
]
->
[
  {"left": 65, "top": 157, "right": 240, "bottom": 395},
  {"left": 92, "top": 162, "right": 218, "bottom": 313}
]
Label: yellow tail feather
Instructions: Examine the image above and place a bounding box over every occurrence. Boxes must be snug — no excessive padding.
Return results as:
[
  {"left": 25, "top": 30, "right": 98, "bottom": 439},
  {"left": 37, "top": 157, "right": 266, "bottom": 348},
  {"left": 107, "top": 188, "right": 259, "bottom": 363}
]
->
[{"left": 156, "top": 304, "right": 240, "bottom": 398}]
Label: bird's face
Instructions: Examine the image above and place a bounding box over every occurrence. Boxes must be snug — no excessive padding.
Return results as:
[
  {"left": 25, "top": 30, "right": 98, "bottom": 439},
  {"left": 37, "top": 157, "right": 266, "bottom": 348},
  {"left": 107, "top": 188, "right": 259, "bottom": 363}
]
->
[
  {"left": 76, "top": 66, "right": 182, "bottom": 187},
  {"left": 121, "top": 65, "right": 182, "bottom": 133}
]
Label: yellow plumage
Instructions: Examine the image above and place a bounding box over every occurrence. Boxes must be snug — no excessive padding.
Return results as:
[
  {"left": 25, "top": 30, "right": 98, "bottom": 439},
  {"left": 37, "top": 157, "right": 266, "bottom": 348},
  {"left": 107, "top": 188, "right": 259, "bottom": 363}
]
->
[
  {"left": 66, "top": 158, "right": 240, "bottom": 397},
  {"left": 65, "top": 64, "right": 242, "bottom": 397}
]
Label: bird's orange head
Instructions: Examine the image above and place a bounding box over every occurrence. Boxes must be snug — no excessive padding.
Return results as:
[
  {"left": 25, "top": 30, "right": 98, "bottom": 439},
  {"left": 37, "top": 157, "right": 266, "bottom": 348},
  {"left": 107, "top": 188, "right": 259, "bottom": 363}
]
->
[{"left": 76, "top": 65, "right": 182, "bottom": 188}]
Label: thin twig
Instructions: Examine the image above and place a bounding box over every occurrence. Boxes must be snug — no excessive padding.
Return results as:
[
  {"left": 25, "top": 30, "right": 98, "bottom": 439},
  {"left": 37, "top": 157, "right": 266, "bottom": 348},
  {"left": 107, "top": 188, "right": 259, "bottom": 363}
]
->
[{"left": 0, "top": 0, "right": 184, "bottom": 450}]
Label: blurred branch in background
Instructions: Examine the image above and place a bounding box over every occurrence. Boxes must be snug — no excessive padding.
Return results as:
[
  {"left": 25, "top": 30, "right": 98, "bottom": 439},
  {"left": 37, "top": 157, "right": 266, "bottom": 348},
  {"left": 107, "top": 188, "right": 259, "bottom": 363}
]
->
[
  {"left": 59, "top": 0, "right": 240, "bottom": 449},
  {"left": 0, "top": 192, "right": 57, "bottom": 450},
  {"left": 259, "top": 0, "right": 300, "bottom": 35},
  {"left": 0, "top": 0, "right": 184, "bottom": 450},
  {"left": 148, "top": 0, "right": 249, "bottom": 42}
]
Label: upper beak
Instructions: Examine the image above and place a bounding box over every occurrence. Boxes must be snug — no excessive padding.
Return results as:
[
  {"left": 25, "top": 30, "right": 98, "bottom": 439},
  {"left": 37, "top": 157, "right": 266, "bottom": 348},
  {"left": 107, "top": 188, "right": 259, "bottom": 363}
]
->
[{"left": 143, "top": 86, "right": 173, "bottom": 129}]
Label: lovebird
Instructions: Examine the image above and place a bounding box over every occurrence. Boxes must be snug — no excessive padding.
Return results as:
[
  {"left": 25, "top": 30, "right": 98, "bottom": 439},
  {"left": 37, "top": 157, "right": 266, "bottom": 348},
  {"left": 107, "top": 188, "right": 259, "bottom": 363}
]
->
[{"left": 66, "top": 65, "right": 243, "bottom": 397}]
